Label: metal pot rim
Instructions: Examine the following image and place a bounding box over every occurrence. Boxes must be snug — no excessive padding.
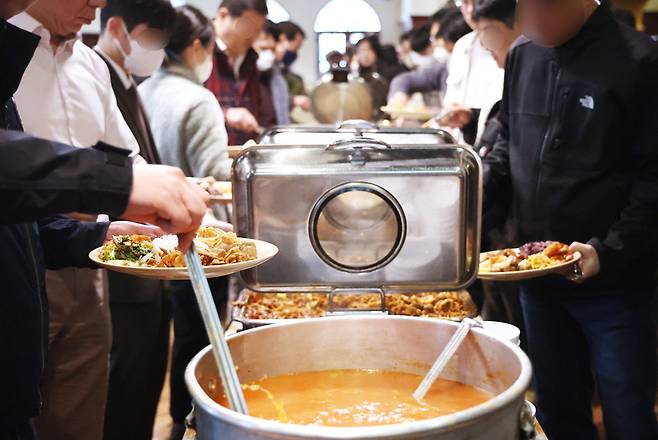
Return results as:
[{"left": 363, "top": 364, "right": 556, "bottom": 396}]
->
[{"left": 185, "top": 315, "right": 533, "bottom": 439}]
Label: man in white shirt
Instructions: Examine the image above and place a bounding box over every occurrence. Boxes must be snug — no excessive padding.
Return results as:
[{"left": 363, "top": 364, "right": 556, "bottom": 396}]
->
[
  {"left": 440, "top": 0, "right": 505, "bottom": 144},
  {"left": 10, "top": 1, "right": 144, "bottom": 439}
]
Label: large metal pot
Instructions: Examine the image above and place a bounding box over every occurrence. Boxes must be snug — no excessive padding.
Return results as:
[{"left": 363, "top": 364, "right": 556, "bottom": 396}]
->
[{"left": 186, "top": 316, "right": 533, "bottom": 439}]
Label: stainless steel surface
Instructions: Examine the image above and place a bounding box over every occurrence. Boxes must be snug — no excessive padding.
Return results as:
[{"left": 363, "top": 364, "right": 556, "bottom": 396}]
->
[
  {"left": 186, "top": 316, "right": 533, "bottom": 440},
  {"left": 311, "top": 80, "right": 373, "bottom": 123},
  {"left": 232, "top": 140, "right": 482, "bottom": 292},
  {"left": 413, "top": 318, "right": 482, "bottom": 401},
  {"left": 231, "top": 289, "right": 478, "bottom": 330},
  {"left": 184, "top": 246, "right": 248, "bottom": 414},
  {"left": 259, "top": 124, "right": 455, "bottom": 146}
]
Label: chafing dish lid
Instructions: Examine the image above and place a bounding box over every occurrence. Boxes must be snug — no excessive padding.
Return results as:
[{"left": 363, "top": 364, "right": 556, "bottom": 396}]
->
[{"left": 232, "top": 137, "right": 481, "bottom": 293}]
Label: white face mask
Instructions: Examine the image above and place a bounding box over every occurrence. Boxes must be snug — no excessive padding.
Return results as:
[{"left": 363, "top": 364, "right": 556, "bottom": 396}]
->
[
  {"left": 194, "top": 53, "right": 214, "bottom": 84},
  {"left": 256, "top": 49, "right": 276, "bottom": 72},
  {"left": 114, "top": 22, "right": 165, "bottom": 77},
  {"left": 433, "top": 46, "right": 450, "bottom": 64}
]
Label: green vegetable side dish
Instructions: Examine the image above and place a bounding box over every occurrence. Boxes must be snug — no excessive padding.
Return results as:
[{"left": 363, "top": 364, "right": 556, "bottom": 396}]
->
[{"left": 99, "top": 235, "right": 155, "bottom": 263}]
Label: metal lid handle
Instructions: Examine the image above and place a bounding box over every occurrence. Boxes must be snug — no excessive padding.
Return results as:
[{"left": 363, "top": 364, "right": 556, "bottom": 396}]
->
[
  {"left": 338, "top": 119, "right": 378, "bottom": 130},
  {"left": 325, "top": 137, "right": 392, "bottom": 151}
]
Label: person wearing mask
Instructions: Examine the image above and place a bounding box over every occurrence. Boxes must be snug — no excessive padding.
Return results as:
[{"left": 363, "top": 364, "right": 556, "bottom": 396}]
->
[
  {"left": 255, "top": 20, "right": 291, "bottom": 125},
  {"left": 207, "top": 0, "right": 273, "bottom": 145},
  {"left": 139, "top": 6, "right": 233, "bottom": 439},
  {"left": 353, "top": 35, "right": 390, "bottom": 120},
  {"left": 0, "top": 1, "right": 209, "bottom": 438},
  {"left": 441, "top": 0, "right": 504, "bottom": 145},
  {"left": 276, "top": 21, "right": 309, "bottom": 103},
  {"left": 94, "top": 1, "right": 176, "bottom": 439},
  {"left": 484, "top": 1, "right": 658, "bottom": 439},
  {"left": 10, "top": 0, "right": 148, "bottom": 437},
  {"left": 387, "top": 10, "right": 470, "bottom": 112},
  {"left": 441, "top": 0, "right": 520, "bottom": 154}
]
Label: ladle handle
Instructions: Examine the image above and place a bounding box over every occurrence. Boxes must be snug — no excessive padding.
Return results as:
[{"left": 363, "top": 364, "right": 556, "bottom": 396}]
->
[
  {"left": 185, "top": 245, "right": 249, "bottom": 415},
  {"left": 413, "top": 318, "right": 481, "bottom": 402}
]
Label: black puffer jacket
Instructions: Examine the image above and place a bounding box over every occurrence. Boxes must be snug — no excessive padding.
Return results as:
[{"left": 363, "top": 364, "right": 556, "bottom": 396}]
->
[
  {"left": 0, "top": 20, "right": 133, "bottom": 425},
  {"left": 484, "top": 6, "right": 658, "bottom": 293}
]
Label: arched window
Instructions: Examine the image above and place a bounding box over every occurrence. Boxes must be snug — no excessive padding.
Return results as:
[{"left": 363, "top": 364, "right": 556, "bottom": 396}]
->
[
  {"left": 314, "top": 0, "right": 382, "bottom": 73},
  {"left": 267, "top": 0, "right": 290, "bottom": 23}
]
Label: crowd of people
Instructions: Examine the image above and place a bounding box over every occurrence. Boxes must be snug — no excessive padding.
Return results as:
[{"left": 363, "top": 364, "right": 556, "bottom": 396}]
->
[{"left": 1, "top": 0, "right": 657, "bottom": 440}]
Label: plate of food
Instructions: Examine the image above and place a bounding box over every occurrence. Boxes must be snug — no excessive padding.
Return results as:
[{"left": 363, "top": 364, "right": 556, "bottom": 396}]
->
[
  {"left": 478, "top": 241, "right": 581, "bottom": 281},
  {"left": 89, "top": 227, "right": 278, "bottom": 280},
  {"left": 380, "top": 105, "right": 435, "bottom": 121}
]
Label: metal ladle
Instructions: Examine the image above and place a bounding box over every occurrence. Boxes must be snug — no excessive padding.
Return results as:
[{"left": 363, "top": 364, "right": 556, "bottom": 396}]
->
[
  {"left": 413, "top": 318, "right": 482, "bottom": 402},
  {"left": 185, "top": 244, "right": 249, "bottom": 414}
]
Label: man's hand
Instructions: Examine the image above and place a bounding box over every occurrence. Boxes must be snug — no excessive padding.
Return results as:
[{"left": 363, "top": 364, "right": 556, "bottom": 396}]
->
[
  {"left": 225, "top": 107, "right": 261, "bottom": 134},
  {"left": 564, "top": 242, "right": 601, "bottom": 283},
  {"left": 292, "top": 95, "right": 312, "bottom": 111},
  {"left": 439, "top": 104, "right": 473, "bottom": 129},
  {"left": 121, "top": 165, "right": 210, "bottom": 251},
  {"left": 105, "top": 221, "right": 163, "bottom": 242}
]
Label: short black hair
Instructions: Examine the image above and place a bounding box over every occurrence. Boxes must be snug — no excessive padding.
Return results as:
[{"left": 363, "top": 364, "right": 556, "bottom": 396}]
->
[
  {"left": 263, "top": 19, "right": 281, "bottom": 41},
  {"left": 472, "top": 0, "right": 517, "bottom": 28},
  {"left": 166, "top": 5, "right": 214, "bottom": 56},
  {"left": 100, "top": 0, "right": 176, "bottom": 32},
  {"left": 410, "top": 23, "right": 431, "bottom": 53},
  {"left": 218, "top": 0, "right": 268, "bottom": 17},
  {"left": 277, "top": 21, "right": 306, "bottom": 40},
  {"left": 436, "top": 10, "right": 471, "bottom": 44},
  {"left": 431, "top": 6, "right": 458, "bottom": 26}
]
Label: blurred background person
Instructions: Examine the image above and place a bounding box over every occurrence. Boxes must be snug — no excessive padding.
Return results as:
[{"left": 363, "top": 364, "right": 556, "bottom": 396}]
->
[
  {"left": 254, "top": 20, "right": 291, "bottom": 125},
  {"left": 140, "top": 6, "right": 233, "bottom": 439},
  {"left": 440, "top": 0, "right": 520, "bottom": 150},
  {"left": 207, "top": 0, "right": 273, "bottom": 144},
  {"left": 95, "top": 1, "right": 176, "bottom": 439},
  {"left": 387, "top": 9, "right": 470, "bottom": 115},
  {"left": 352, "top": 35, "right": 390, "bottom": 120},
  {"left": 441, "top": 0, "right": 503, "bottom": 145},
  {"left": 276, "top": 20, "right": 310, "bottom": 113}
]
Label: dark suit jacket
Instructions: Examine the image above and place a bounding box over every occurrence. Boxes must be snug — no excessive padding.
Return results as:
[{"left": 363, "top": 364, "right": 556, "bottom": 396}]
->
[{"left": 96, "top": 51, "right": 161, "bottom": 165}]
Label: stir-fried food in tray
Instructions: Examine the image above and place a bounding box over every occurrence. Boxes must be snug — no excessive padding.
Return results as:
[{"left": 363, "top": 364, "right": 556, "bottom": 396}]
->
[
  {"left": 235, "top": 291, "right": 475, "bottom": 320},
  {"left": 479, "top": 241, "right": 575, "bottom": 273},
  {"left": 99, "top": 227, "right": 257, "bottom": 267}
]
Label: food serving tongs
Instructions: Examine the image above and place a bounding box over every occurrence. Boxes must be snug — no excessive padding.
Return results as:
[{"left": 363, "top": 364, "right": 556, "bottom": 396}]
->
[
  {"left": 185, "top": 245, "right": 248, "bottom": 414},
  {"left": 413, "top": 318, "right": 482, "bottom": 402}
]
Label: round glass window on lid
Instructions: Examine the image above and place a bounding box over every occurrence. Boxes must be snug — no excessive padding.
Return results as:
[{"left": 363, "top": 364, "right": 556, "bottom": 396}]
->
[{"left": 309, "top": 183, "right": 406, "bottom": 273}]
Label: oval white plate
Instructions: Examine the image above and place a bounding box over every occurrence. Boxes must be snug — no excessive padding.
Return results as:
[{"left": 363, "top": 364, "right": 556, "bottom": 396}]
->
[{"left": 89, "top": 239, "right": 278, "bottom": 280}]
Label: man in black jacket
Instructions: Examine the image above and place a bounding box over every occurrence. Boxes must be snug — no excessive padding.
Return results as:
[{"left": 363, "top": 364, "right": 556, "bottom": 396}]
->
[
  {"left": 484, "top": 1, "right": 658, "bottom": 439},
  {"left": 0, "top": 2, "right": 209, "bottom": 438}
]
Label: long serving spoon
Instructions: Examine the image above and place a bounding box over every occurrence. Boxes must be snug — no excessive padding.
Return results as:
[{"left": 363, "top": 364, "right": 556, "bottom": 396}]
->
[
  {"left": 413, "top": 318, "right": 483, "bottom": 402},
  {"left": 184, "top": 244, "right": 249, "bottom": 414}
]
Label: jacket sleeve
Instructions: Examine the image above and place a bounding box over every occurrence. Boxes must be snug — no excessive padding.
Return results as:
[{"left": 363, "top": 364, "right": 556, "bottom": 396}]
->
[
  {"left": 182, "top": 98, "right": 232, "bottom": 181},
  {"left": 0, "top": 130, "right": 133, "bottom": 224},
  {"left": 589, "top": 53, "right": 658, "bottom": 277},
  {"left": 481, "top": 50, "right": 514, "bottom": 235},
  {"left": 37, "top": 216, "right": 109, "bottom": 269},
  {"left": 387, "top": 61, "right": 448, "bottom": 99}
]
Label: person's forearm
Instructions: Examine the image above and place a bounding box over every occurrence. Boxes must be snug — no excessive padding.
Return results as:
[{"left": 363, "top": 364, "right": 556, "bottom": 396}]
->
[
  {"left": 0, "top": 130, "right": 133, "bottom": 224},
  {"left": 37, "top": 216, "right": 110, "bottom": 269}
]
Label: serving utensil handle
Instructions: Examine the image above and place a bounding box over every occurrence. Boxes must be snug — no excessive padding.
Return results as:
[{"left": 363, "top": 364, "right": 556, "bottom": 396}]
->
[
  {"left": 413, "top": 318, "right": 482, "bottom": 402},
  {"left": 185, "top": 245, "right": 249, "bottom": 414}
]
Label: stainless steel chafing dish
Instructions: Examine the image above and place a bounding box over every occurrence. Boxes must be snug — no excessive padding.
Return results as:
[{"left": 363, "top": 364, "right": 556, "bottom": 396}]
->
[
  {"left": 259, "top": 120, "right": 455, "bottom": 146},
  {"left": 184, "top": 137, "right": 539, "bottom": 440}
]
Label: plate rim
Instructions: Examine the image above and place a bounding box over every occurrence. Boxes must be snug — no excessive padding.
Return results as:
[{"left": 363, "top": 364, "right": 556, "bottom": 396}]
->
[{"left": 477, "top": 250, "right": 582, "bottom": 281}]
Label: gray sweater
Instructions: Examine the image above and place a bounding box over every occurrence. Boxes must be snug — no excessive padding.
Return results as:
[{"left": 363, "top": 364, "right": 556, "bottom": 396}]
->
[{"left": 139, "top": 64, "right": 231, "bottom": 182}]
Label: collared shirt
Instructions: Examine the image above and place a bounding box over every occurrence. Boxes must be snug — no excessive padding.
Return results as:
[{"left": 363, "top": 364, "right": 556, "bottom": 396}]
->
[
  {"left": 94, "top": 45, "right": 132, "bottom": 90},
  {"left": 216, "top": 36, "right": 245, "bottom": 79},
  {"left": 443, "top": 31, "right": 505, "bottom": 144},
  {"left": 10, "top": 12, "right": 140, "bottom": 157}
]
